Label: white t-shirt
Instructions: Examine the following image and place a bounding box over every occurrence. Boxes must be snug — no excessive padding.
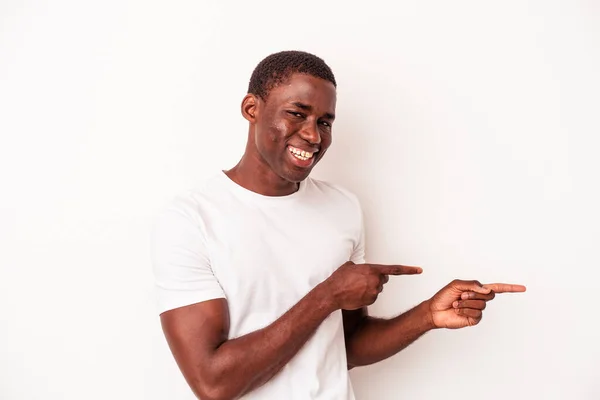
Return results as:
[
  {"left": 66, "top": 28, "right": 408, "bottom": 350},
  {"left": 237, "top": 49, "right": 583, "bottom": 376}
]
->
[{"left": 152, "top": 171, "right": 365, "bottom": 400}]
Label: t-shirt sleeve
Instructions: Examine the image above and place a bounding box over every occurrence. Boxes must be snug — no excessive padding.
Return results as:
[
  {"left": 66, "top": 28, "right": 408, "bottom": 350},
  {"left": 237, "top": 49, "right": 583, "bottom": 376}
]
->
[
  {"left": 349, "top": 198, "right": 366, "bottom": 264},
  {"left": 151, "top": 199, "right": 226, "bottom": 315}
]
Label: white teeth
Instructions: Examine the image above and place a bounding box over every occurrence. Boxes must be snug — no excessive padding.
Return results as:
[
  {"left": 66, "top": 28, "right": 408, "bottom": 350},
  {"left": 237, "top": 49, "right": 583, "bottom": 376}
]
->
[
  {"left": 291, "top": 152, "right": 308, "bottom": 160},
  {"left": 288, "top": 146, "right": 314, "bottom": 160}
]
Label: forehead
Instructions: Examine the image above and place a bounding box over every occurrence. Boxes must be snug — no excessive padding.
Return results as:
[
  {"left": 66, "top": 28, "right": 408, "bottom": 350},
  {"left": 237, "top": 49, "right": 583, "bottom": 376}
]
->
[{"left": 267, "top": 73, "right": 337, "bottom": 110}]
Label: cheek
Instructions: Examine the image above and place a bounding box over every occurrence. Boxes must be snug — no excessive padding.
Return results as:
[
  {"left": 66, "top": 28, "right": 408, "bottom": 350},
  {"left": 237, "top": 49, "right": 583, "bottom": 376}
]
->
[
  {"left": 255, "top": 122, "right": 289, "bottom": 157},
  {"left": 316, "top": 133, "right": 332, "bottom": 159},
  {"left": 267, "top": 120, "right": 292, "bottom": 143},
  {"left": 321, "top": 132, "right": 333, "bottom": 147}
]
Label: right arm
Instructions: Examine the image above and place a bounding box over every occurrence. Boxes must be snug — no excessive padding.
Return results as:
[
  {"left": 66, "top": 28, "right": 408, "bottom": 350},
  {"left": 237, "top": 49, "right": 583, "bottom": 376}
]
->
[
  {"left": 152, "top": 205, "right": 340, "bottom": 399},
  {"left": 160, "top": 262, "right": 420, "bottom": 400},
  {"left": 161, "top": 282, "right": 335, "bottom": 400}
]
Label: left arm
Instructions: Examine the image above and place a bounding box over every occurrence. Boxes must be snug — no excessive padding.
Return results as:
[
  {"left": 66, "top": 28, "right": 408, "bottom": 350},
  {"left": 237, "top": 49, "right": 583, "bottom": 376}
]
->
[
  {"left": 343, "top": 280, "right": 526, "bottom": 368},
  {"left": 343, "top": 301, "right": 434, "bottom": 369}
]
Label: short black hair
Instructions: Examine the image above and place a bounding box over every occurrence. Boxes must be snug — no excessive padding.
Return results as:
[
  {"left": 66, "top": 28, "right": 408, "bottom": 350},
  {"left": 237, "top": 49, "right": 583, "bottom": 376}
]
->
[{"left": 247, "top": 50, "right": 336, "bottom": 100}]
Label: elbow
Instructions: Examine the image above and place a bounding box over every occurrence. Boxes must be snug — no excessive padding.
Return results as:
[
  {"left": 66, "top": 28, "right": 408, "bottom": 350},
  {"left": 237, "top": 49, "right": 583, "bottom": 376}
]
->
[
  {"left": 191, "top": 373, "right": 240, "bottom": 400},
  {"left": 345, "top": 347, "right": 370, "bottom": 369},
  {"left": 193, "top": 385, "right": 231, "bottom": 400},
  {"left": 194, "top": 387, "right": 231, "bottom": 400},
  {"left": 345, "top": 344, "right": 361, "bottom": 369},
  {"left": 346, "top": 355, "right": 361, "bottom": 370},
  {"left": 346, "top": 344, "right": 364, "bottom": 369}
]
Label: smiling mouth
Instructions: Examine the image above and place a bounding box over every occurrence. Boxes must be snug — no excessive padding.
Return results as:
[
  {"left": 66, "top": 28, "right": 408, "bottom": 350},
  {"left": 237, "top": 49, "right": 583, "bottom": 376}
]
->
[{"left": 288, "top": 145, "right": 317, "bottom": 161}]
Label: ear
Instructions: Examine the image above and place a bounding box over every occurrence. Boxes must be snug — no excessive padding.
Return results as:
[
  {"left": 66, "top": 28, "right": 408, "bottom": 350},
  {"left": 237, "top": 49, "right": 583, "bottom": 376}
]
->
[{"left": 241, "top": 94, "right": 259, "bottom": 123}]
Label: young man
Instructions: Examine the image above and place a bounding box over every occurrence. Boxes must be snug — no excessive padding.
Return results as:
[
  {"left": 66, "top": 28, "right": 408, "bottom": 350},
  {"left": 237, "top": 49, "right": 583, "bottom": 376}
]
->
[{"left": 152, "top": 50, "right": 526, "bottom": 400}]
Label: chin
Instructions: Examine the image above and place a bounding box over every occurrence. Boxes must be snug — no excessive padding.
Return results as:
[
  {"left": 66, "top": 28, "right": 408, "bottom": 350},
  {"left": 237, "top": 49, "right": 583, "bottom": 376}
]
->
[{"left": 281, "top": 168, "right": 312, "bottom": 183}]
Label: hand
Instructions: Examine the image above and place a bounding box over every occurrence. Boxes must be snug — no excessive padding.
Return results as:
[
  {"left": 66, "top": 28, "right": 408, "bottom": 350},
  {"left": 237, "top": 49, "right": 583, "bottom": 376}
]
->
[
  {"left": 325, "top": 261, "right": 422, "bottom": 310},
  {"left": 427, "top": 280, "right": 526, "bottom": 329}
]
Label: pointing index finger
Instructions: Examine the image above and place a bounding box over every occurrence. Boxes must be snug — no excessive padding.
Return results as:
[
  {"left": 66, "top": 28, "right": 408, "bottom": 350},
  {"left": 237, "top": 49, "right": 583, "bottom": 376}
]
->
[
  {"left": 370, "top": 264, "right": 423, "bottom": 275},
  {"left": 482, "top": 283, "right": 527, "bottom": 293}
]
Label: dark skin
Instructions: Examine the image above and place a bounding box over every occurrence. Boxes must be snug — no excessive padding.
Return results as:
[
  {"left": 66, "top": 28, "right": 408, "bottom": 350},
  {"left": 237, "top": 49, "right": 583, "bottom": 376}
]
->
[
  {"left": 226, "top": 73, "right": 336, "bottom": 195},
  {"left": 160, "top": 73, "right": 527, "bottom": 400}
]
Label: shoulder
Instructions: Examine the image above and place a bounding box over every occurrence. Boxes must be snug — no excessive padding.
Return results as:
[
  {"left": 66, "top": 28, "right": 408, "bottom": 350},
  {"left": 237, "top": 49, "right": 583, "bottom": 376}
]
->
[
  {"left": 304, "top": 177, "right": 362, "bottom": 210},
  {"left": 154, "top": 173, "right": 226, "bottom": 227}
]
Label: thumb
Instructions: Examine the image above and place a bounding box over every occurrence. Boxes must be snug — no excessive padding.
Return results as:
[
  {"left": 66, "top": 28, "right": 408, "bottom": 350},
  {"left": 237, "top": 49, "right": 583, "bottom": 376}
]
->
[
  {"left": 370, "top": 264, "right": 423, "bottom": 275},
  {"left": 450, "top": 280, "right": 491, "bottom": 294}
]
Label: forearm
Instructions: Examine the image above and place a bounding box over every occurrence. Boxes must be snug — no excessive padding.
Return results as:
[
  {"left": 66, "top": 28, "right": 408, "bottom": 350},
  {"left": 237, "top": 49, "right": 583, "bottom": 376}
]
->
[
  {"left": 204, "top": 284, "right": 336, "bottom": 399},
  {"left": 345, "top": 300, "right": 435, "bottom": 368}
]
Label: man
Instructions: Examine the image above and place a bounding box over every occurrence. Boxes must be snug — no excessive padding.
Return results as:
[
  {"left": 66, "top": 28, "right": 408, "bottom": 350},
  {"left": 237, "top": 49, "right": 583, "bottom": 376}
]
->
[{"left": 152, "top": 50, "right": 526, "bottom": 400}]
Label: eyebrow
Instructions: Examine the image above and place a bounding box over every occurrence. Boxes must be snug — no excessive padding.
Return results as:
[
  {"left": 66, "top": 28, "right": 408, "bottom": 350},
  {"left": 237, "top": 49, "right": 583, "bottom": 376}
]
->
[{"left": 291, "top": 102, "right": 335, "bottom": 120}]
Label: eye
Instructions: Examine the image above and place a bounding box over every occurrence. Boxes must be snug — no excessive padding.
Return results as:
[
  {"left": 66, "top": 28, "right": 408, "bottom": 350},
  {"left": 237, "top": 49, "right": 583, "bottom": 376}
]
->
[
  {"left": 320, "top": 121, "right": 331, "bottom": 128},
  {"left": 287, "top": 111, "right": 305, "bottom": 118}
]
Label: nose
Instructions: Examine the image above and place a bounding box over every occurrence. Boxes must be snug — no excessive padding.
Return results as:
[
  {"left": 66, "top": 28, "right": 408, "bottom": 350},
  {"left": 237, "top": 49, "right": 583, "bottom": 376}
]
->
[{"left": 299, "top": 120, "right": 321, "bottom": 145}]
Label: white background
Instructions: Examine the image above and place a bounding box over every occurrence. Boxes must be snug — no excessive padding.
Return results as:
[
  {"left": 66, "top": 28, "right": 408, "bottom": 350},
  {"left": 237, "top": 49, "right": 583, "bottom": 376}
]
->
[{"left": 1, "top": 1, "right": 599, "bottom": 399}]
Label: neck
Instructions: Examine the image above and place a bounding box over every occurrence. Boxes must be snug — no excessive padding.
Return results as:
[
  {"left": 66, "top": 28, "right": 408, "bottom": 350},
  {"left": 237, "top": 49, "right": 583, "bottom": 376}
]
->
[{"left": 225, "top": 150, "right": 299, "bottom": 197}]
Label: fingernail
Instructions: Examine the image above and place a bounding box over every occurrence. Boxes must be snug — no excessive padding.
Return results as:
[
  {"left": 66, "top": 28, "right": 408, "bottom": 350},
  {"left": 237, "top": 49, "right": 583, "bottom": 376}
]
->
[
  {"left": 461, "top": 292, "right": 469, "bottom": 300},
  {"left": 453, "top": 301, "right": 459, "bottom": 308}
]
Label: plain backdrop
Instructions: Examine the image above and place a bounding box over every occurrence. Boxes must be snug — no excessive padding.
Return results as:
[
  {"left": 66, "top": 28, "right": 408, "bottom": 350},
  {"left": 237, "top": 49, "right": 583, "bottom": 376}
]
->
[{"left": 1, "top": 1, "right": 599, "bottom": 399}]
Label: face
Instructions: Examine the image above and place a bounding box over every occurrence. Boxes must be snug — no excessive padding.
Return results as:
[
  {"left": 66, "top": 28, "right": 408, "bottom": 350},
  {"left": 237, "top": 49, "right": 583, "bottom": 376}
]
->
[{"left": 244, "top": 73, "right": 337, "bottom": 183}]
